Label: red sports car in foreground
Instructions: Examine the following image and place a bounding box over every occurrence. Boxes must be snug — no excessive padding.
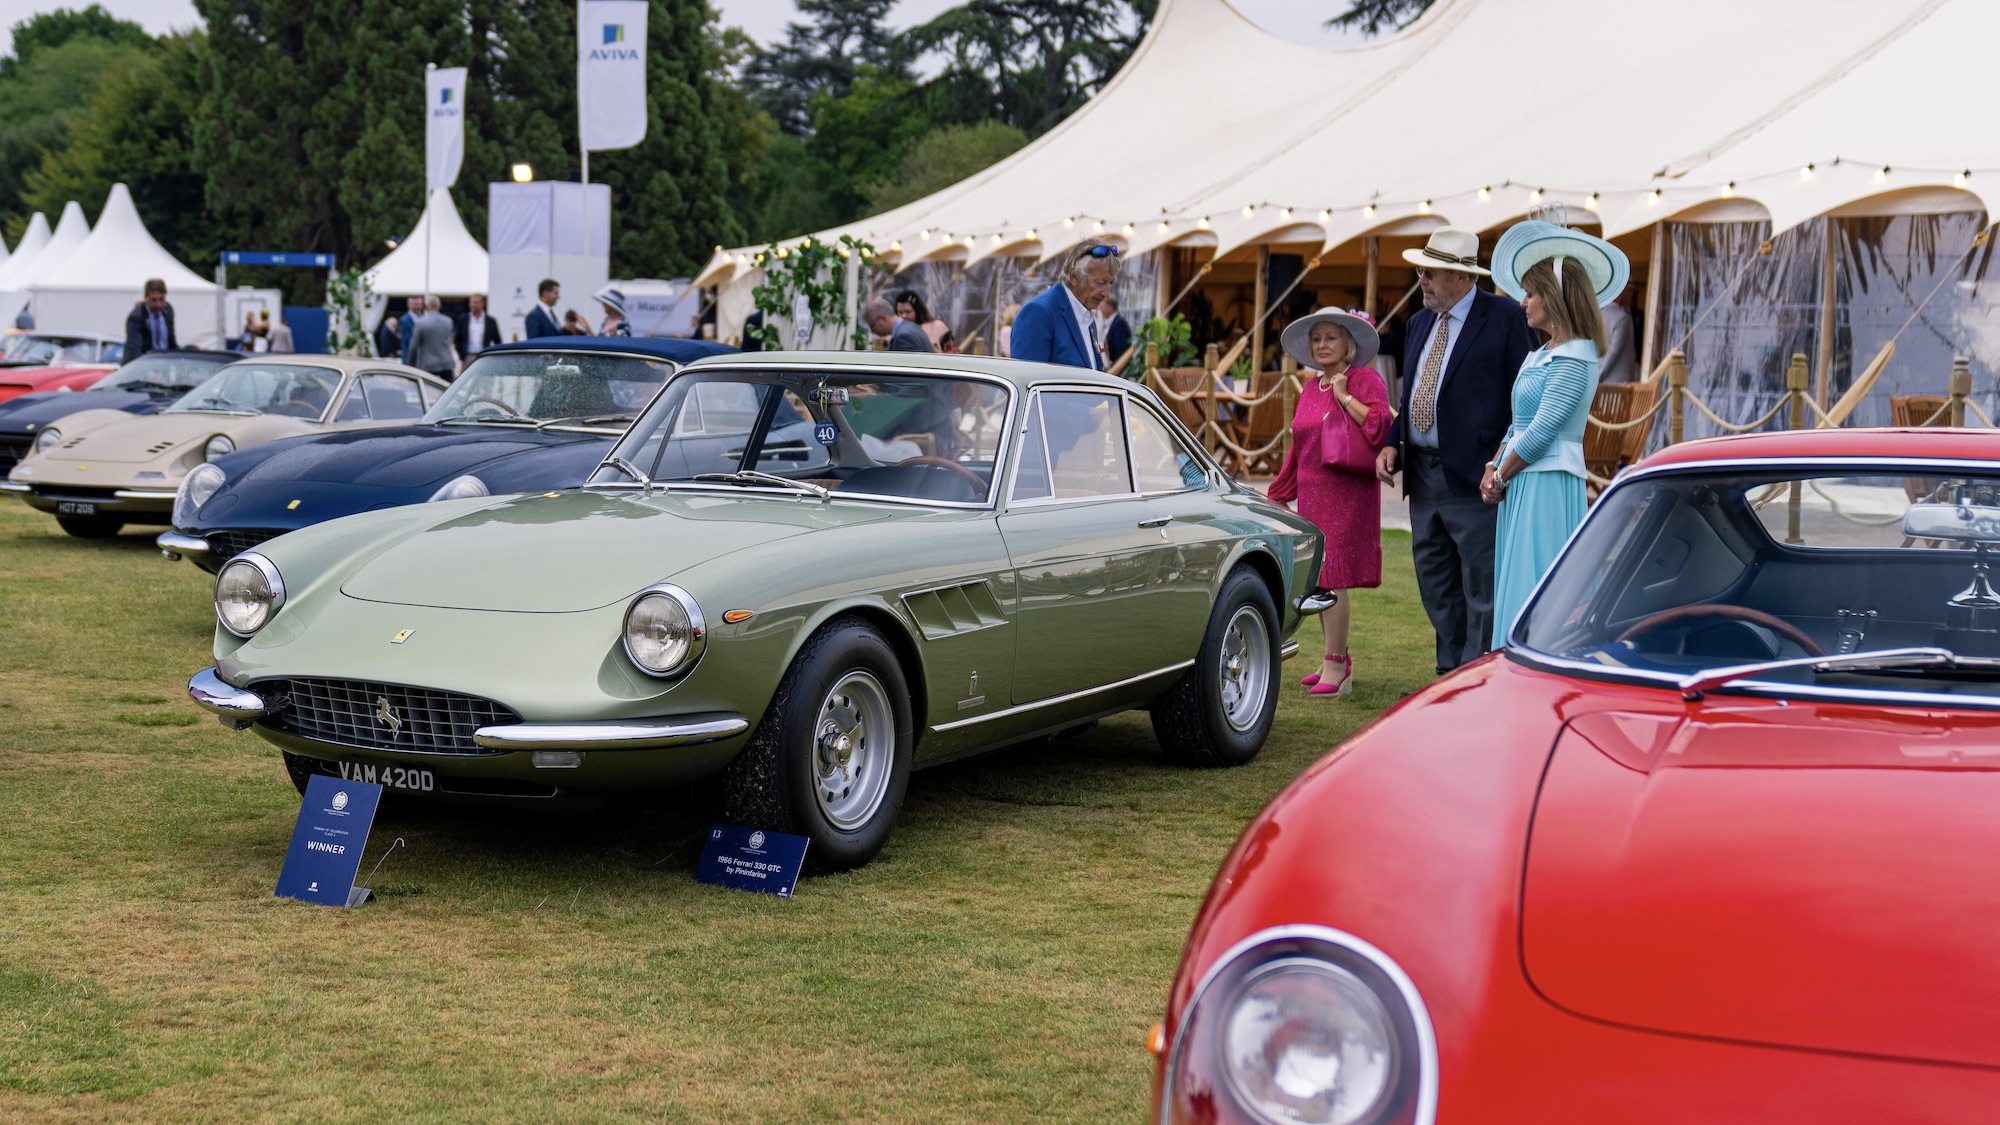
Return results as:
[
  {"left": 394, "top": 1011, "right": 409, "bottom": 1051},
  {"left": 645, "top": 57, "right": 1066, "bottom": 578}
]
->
[{"left": 1154, "top": 428, "right": 2000, "bottom": 1124}]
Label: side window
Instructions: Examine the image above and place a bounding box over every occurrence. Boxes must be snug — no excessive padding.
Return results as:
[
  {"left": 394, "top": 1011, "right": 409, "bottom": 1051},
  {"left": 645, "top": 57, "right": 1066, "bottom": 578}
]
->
[
  {"left": 1012, "top": 395, "right": 1051, "bottom": 501},
  {"left": 361, "top": 375, "right": 425, "bottom": 419},
  {"left": 1129, "top": 401, "right": 1205, "bottom": 492},
  {"left": 1016, "top": 390, "right": 1131, "bottom": 500},
  {"left": 336, "top": 383, "right": 371, "bottom": 421}
]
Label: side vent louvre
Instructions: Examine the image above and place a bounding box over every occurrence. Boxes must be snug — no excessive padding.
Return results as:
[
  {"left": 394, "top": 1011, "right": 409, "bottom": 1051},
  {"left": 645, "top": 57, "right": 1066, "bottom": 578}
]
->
[{"left": 901, "top": 580, "right": 1006, "bottom": 640}]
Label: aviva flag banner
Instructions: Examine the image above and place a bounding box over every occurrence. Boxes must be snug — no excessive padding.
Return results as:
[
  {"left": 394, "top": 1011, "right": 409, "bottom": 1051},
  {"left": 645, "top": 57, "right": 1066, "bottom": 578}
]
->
[
  {"left": 425, "top": 65, "right": 468, "bottom": 193},
  {"left": 579, "top": 0, "right": 648, "bottom": 152}
]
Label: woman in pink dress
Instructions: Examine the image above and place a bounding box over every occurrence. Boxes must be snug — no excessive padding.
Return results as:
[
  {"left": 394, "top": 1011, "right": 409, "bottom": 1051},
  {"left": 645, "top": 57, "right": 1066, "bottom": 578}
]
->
[{"left": 1265, "top": 308, "right": 1393, "bottom": 696}]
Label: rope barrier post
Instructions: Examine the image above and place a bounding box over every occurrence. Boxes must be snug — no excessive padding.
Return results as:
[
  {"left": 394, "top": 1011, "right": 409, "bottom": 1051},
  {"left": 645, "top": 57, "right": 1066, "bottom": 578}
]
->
[
  {"left": 1203, "top": 341, "right": 1222, "bottom": 465},
  {"left": 1785, "top": 352, "right": 1808, "bottom": 544},
  {"left": 1144, "top": 341, "right": 1160, "bottom": 394},
  {"left": 1667, "top": 350, "right": 1688, "bottom": 445},
  {"left": 1949, "top": 354, "right": 1972, "bottom": 426}
]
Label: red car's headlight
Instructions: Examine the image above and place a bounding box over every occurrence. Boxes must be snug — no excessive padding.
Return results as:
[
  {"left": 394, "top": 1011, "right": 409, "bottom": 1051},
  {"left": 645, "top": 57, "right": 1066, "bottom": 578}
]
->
[{"left": 1162, "top": 926, "right": 1437, "bottom": 1125}]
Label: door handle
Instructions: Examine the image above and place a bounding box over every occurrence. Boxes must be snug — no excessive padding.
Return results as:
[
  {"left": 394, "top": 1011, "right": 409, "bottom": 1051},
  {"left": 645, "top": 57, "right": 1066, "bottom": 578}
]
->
[{"left": 1137, "top": 515, "right": 1173, "bottom": 528}]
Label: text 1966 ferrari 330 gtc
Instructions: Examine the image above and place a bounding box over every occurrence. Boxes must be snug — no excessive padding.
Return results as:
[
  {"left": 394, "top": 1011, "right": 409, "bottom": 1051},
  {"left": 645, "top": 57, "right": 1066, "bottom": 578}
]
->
[{"left": 188, "top": 352, "right": 1327, "bottom": 870}]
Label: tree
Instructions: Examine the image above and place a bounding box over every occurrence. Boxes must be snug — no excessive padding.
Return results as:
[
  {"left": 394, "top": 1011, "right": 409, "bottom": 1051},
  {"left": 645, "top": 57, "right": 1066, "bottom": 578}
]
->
[
  {"left": 741, "top": 0, "right": 907, "bottom": 137},
  {"left": 0, "top": 4, "right": 152, "bottom": 80},
  {"left": 913, "top": 1, "right": 1152, "bottom": 136},
  {"left": 862, "top": 120, "right": 1026, "bottom": 214},
  {"left": 1326, "top": 0, "right": 1433, "bottom": 36}
]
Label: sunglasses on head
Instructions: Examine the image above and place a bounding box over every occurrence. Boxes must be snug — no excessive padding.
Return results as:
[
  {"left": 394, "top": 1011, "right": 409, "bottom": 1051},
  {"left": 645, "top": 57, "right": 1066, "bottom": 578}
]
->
[{"left": 1083, "top": 244, "right": 1122, "bottom": 259}]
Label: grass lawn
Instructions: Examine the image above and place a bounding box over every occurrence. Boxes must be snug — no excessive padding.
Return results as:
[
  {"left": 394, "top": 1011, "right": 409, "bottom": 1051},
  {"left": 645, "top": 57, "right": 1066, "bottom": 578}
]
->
[{"left": 0, "top": 501, "right": 1437, "bottom": 1123}]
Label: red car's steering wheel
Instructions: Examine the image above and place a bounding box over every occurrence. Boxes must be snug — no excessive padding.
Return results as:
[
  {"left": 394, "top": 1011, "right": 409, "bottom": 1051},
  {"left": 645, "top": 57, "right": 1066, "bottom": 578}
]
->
[{"left": 1616, "top": 604, "right": 1825, "bottom": 657}]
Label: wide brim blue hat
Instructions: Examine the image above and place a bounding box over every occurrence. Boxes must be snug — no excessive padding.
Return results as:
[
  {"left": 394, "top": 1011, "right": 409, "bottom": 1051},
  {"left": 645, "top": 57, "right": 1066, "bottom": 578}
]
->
[{"left": 1491, "top": 220, "right": 1629, "bottom": 308}]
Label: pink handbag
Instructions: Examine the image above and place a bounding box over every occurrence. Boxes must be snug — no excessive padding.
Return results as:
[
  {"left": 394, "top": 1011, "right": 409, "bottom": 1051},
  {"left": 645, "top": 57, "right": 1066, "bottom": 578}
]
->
[{"left": 1319, "top": 371, "right": 1379, "bottom": 477}]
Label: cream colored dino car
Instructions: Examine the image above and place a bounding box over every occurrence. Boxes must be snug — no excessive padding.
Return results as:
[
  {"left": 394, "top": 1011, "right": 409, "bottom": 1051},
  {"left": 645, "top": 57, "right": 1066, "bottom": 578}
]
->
[{"left": 3, "top": 355, "right": 448, "bottom": 537}]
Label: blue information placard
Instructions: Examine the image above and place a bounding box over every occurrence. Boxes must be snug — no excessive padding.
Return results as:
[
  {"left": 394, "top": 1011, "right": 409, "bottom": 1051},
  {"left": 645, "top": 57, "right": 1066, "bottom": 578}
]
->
[
  {"left": 275, "top": 774, "right": 383, "bottom": 907},
  {"left": 695, "top": 824, "right": 808, "bottom": 898},
  {"left": 223, "top": 250, "right": 336, "bottom": 268}
]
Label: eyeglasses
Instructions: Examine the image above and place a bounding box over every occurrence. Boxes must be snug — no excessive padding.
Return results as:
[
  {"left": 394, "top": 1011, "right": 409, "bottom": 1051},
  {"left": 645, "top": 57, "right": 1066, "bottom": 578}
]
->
[{"left": 1414, "top": 267, "right": 1437, "bottom": 280}]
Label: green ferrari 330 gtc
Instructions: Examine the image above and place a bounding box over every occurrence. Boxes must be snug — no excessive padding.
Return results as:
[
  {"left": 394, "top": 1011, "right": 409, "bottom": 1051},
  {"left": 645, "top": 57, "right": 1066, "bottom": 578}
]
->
[{"left": 188, "top": 352, "right": 1326, "bottom": 870}]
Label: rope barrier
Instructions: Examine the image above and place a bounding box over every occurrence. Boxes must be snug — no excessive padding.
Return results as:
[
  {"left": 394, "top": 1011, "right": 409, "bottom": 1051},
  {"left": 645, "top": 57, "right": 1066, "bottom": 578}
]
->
[
  {"left": 1585, "top": 392, "right": 1671, "bottom": 432},
  {"left": 1682, "top": 389, "right": 1791, "bottom": 433},
  {"left": 1808, "top": 479, "right": 1907, "bottom": 527},
  {"left": 1968, "top": 400, "right": 1996, "bottom": 428},
  {"left": 1919, "top": 398, "right": 1953, "bottom": 427}
]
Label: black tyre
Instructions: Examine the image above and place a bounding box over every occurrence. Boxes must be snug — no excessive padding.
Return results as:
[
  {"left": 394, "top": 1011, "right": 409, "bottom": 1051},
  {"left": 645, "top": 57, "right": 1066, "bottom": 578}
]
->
[
  {"left": 55, "top": 515, "right": 123, "bottom": 538},
  {"left": 1152, "top": 567, "right": 1280, "bottom": 767},
  {"left": 724, "top": 616, "right": 914, "bottom": 872}
]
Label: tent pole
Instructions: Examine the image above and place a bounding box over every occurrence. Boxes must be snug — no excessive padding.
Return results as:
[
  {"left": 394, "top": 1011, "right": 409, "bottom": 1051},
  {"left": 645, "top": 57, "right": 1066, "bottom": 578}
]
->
[
  {"left": 424, "top": 189, "right": 433, "bottom": 299},
  {"left": 1640, "top": 221, "right": 1665, "bottom": 380},
  {"left": 1364, "top": 237, "right": 1379, "bottom": 320},
  {"left": 1249, "top": 244, "right": 1269, "bottom": 376},
  {"left": 1815, "top": 218, "right": 1837, "bottom": 408}
]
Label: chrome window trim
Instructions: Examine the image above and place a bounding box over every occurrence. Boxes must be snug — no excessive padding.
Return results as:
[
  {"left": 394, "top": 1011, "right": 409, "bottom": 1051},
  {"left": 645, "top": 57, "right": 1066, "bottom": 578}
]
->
[
  {"left": 215, "top": 551, "right": 285, "bottom": 638},
  {"left": 621, "top": 582, "right": 708, "bottom": 679},
  {"left": 1124, "top": 394, "right": 1208, "bottom": 496},
  {"left": 930, "top": 659, "right": 1192, "bottom": 733},
  {"left": 1506, "top": 454, "right": 2000, "bottom": 706},
  {"left": 1003, "top": 385, "right": 1139, "bottom": 507},
  {"left": 1162, "top": 923, "right": 1439, "bottom": 1125}
]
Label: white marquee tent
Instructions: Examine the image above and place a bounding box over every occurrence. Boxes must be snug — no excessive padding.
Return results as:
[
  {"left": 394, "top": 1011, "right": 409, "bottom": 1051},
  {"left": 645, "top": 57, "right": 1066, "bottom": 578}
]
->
[
  {"left": 29, "top": 184, "right": 221, "bottom": 346},
  {"left": 365, "top": 188, "right": 491, "bottom": 299},
  {"left": 0, "top": 211, "right": 50, "bottom": 301},
  {"left": 0, "top": 203, "right": 89, "bottom": 329},
  {"left": 698, "top": 0, "right": 2000, "bottom": 430}
]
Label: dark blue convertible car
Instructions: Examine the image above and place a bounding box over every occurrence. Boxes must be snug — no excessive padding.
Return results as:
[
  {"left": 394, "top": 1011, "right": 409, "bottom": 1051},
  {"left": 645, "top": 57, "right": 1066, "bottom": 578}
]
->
[
  {"left": 0, "top": 350, "right": 240, "bottom": 476},
  {"left": 159, "top": 336, "right": 734, "bottom": 571}
]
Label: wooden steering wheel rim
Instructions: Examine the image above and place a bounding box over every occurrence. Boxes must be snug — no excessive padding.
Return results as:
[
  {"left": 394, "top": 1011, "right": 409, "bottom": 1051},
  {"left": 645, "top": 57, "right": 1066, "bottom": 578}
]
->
[
  {"left": 1616, "top": 603, "right": 1825, "bottom": 657},
  {"left": 895, "top": 454, "right": 985, "bottom": 488}
]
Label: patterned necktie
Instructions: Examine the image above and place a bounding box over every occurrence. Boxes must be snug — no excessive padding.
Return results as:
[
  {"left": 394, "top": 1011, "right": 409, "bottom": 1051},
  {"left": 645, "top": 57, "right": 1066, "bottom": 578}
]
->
[
  {"left": 1411, "top": 311, "right": 1451, "bottom": 434},
  {"left": 1088, "top": 318, "right": 1102, "bottom": 371}
]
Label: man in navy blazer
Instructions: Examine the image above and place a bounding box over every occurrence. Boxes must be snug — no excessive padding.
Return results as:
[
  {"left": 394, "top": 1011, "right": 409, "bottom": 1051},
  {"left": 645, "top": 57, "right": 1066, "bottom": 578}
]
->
[
  {"left": 1011, "top": 241, "right": 1121, "bottom": 370},
  {"left": 524, "top": 278, "right": 562, "bottom": 339},
  {"left": 1376, "top": 228, "right": 1538, "bottom": 674}
]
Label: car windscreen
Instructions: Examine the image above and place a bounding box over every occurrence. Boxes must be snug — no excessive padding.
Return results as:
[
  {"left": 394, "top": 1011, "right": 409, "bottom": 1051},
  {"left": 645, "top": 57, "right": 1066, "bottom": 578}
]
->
[
  {"left": 3, "top": 335, "right": 94, "bottom": 364},
  {"left": 1516, "top": 467, "right": 2000, "bottom": 701},
  {"left": 425, "top": 351, "right": 672, "bottom": 426},
  {"left": 165, "top": 363, "right": 343, "bottom": 419},
  {"left": 589, "top": 368, "right": 1012, "bottom": 506},
  {"left": 101, "top": 353, "right": 233, "bottom": 393}
]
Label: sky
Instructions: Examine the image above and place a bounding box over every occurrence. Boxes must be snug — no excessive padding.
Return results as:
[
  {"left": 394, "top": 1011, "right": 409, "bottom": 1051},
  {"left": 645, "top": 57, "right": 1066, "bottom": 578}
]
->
[{"left": 0, "top": 1, "right": 1367, "bottom": 57}]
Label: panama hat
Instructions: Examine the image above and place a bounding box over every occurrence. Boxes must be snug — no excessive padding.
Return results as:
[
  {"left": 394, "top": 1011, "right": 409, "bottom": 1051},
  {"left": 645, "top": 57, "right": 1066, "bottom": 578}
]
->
[
  {"left": 1491, "top": 220, "right": 1630, "bottom": 307},
  {"left": 1400, "top": 227, "right": 1490, "bottom": 276},
  {"left": 1281, "top": 307, "right": 1379, "bottom": 370}
]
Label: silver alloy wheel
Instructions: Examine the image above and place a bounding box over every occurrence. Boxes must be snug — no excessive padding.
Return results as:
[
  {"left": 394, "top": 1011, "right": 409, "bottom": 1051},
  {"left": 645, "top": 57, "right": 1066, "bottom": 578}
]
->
[
  {"left": 1218, "top": 604, "right": 1271, "bottom": 732},
  {"left": 812, "top": 669, "right": 895, "bottom": 830}
]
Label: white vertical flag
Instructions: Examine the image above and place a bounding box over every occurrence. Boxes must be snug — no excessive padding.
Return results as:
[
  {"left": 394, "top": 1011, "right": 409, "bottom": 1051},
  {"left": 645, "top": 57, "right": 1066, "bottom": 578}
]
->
[
  {"left": 579, "top": 0, "right": 648, "bottom": 152},
  {"left": 425, "top": 66, "right": 468, "bottom": 193}
]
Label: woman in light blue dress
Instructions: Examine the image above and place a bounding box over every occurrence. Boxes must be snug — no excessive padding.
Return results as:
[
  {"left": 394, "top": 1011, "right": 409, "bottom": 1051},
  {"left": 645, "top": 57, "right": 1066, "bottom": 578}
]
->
[{"left": 1483, "top": 220, "right": 1629, "bottom": 648}]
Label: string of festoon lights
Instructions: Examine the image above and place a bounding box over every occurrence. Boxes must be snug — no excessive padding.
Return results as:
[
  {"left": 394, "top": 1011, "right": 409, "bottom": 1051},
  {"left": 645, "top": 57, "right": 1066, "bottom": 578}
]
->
[{"left": 712, "top": 158, "right": 2000, "bottom": 267}]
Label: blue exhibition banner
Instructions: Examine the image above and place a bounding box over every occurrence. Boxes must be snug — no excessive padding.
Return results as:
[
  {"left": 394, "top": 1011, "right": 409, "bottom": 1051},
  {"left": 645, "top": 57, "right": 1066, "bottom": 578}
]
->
[
  {"left": 223, "top": 250, "right": 336, "bottom": 268},
  {"left": 695, "top": 823, "right": 808, "bottom": 898},
  {"left": 275, "top": 774, "right": 383, "bottom": 907}
]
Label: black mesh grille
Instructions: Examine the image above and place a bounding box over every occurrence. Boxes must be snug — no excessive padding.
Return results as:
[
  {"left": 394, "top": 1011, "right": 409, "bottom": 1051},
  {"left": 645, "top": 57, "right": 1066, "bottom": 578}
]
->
[
  {"left": 0, "top": 436, "right": 24, "bottom": 475},
  {"left": 256, "top": 678, "right": 519, "bottom": 755},
  {"left": 207, "top": 528, "right": 283, "bottom": 560}
]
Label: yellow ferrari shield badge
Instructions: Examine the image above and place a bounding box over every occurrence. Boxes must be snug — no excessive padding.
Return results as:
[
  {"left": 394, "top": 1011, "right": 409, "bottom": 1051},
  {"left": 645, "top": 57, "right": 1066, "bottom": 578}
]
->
[{"left": 390, "top": 629, "right": 415, "bottom": 645}]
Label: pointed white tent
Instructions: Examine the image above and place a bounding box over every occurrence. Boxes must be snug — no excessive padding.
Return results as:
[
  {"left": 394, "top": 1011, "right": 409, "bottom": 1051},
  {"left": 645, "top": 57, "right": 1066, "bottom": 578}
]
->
[
  {"left": 27, "top": 186, "right": 218, "bottom": 346},
  {"left": 364, "top": 188, "right": 491, "bottom": 298},
  {"left": 0, "top": 203, "right": 90, "bottom": 331},
  {"left": 0, "top": 212, "right": 51, "bottom": 297}
]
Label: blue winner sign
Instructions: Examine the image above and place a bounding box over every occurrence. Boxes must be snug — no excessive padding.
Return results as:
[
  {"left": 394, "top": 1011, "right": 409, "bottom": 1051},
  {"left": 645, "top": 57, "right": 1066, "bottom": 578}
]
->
[
  {"left": 695, "top": 824, "right": 808, "bottom": 898},
  {"left": 275, "top": 774, "right": 383, "bottom": 907}
]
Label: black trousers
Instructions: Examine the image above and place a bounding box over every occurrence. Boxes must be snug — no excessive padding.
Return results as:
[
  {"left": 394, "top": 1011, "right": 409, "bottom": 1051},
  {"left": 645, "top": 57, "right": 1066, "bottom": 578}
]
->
[{"left": 1406, "top": 446, "right": 1497, "bottom": 674}]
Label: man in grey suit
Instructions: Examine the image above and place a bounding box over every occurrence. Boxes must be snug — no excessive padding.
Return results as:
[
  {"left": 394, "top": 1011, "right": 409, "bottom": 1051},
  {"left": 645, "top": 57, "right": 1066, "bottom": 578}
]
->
[
  {"left": 406, "top": 296, "right": 459, "bottom": 381},
  {"left": 862, "top": 298, "right": 932, "bottom": 352}
]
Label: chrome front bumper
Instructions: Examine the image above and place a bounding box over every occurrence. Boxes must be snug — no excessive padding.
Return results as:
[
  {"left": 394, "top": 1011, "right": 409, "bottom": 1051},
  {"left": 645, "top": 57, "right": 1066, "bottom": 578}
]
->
[
  {"left": 157, "top": 530, "right": 212, "bottom": 563},
  {"left": 185, "top": 666, "right": 749, "bottom": 749}
]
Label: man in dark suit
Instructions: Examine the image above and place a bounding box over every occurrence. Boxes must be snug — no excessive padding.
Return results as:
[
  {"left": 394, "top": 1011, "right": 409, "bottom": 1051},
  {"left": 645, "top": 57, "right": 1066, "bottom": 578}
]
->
[
  {"left": 1099, "top": 294, "right": 1132, "bottom": 371},
  {"left": 863, "top": 298, "right": 932, "bottom": 351},
  {"left": 455, "top": 292, "right": 502, "bottom": 360},
  {"left": 123, "top": 278, "right": 176, "bottom": 359},
  {"left": 1012, "top": 241, "right": 1120, "bottom": 369},
  {"left": 524, "top": 279, "right": 562, "bottom": 339},
  {"left": 1375, "top": 228, "right": 1538, "bottom": 674},
  {"left": 397, "top": 296, "right": 423, "bottom": 365}
]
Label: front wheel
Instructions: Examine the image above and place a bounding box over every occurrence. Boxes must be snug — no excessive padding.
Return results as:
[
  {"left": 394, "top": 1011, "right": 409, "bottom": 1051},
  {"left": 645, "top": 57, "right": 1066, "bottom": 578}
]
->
[
  {"left": 1152, "top": 567, "right": 1280, "bottom": 767},
  {"left": 725, "top": 617, "right": 913, "bottom": 872},
  {"left": 56, "top": 515, "right": 123, "bottom": 538}
]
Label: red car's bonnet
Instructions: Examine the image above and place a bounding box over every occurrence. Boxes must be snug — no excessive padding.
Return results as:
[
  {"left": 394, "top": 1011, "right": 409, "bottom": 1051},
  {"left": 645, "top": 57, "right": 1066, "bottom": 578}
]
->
[{"left": 0, "top": 363, "right": 113, "bottom": 404}]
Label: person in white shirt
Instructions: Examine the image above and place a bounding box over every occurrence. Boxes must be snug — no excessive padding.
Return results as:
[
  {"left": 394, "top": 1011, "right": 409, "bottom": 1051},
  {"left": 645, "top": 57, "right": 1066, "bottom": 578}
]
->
[{"left": 456, "top": 293, "right": 501, "bottom": 362}]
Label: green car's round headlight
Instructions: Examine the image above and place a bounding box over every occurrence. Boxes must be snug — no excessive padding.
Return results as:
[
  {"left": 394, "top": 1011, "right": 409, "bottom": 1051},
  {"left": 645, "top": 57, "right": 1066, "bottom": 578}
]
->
[
  {"left": 33, "top": 427, "right": 60, "bottom": 454},
  {"left": 622, "top": 584, "right": 705, "bottom": 677},
  {"left": 215, "top": 553, "right": 285, "bottom": 637}
]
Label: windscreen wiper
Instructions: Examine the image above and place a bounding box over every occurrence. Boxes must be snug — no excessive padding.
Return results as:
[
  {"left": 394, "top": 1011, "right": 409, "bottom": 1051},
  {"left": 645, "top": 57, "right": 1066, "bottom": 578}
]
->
[
  {"left": 1675, "top": 646, "right": 1985, "bottom": 701},
  {"left": 690, "top": 470, "right": 829, "bottom": 500}
]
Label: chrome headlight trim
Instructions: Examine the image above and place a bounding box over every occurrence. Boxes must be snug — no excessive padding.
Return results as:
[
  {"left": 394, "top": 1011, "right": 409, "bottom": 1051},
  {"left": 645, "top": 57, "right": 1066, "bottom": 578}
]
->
[
  {"left": 426, "top": 474, "right": 490, "bottom": 503},
  {"left": 214, "top": 552, "right": 285, "bottom": 638},
  {"left": 175, "top": 461, "right": 227, "bottom": 527},
  {"left": 204, "top": 433, "right": 235, "bottom": 462},
  {"left": 1163, "top": 924, "right": 1438, "bottom": 1125},
  {"left": 33, "top": 426, "right": 60, "bottom": 454},
  {"left": 620, "top": 583, "right": 706, "bottom": 679}
]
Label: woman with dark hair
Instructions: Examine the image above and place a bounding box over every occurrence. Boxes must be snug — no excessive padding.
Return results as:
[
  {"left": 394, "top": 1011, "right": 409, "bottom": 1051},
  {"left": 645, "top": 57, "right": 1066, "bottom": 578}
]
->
[
  {"left": 895, "top": 290, "right": 950, "bottom": 349},
  {"left": 1481, "top": 220, "right": 1628, "bottom": 649}
]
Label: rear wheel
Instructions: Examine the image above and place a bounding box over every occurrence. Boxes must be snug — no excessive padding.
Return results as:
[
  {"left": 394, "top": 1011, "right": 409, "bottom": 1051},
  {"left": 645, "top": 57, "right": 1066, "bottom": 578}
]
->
[
  {"left": 56, "top": 515, "right": 123, "bottom": 538},
  {"left": 725, "top": 617, "right": 913, "bottom": 872},
  {"left": 1152, "top": 567, "right": 1280, "bottom": 767}
]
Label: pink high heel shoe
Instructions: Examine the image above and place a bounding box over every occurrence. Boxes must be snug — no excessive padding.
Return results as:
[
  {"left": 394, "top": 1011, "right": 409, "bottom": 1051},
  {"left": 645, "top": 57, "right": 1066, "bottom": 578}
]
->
[
  {"left": 1309, "top": 654, "right": 1353, "bottom": 697},
  {"left": 1299, "top": 672, "right": 1321, "bottom": 687}
]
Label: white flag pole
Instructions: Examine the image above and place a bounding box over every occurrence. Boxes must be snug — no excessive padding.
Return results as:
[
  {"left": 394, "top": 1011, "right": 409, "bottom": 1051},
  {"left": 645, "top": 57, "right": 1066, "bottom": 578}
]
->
[
  {"left": 578, "top": 3, "right": 589, "bottom": 281},
  {"left": 425, "top": 63, "right": 434, "bottom": 300}
]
